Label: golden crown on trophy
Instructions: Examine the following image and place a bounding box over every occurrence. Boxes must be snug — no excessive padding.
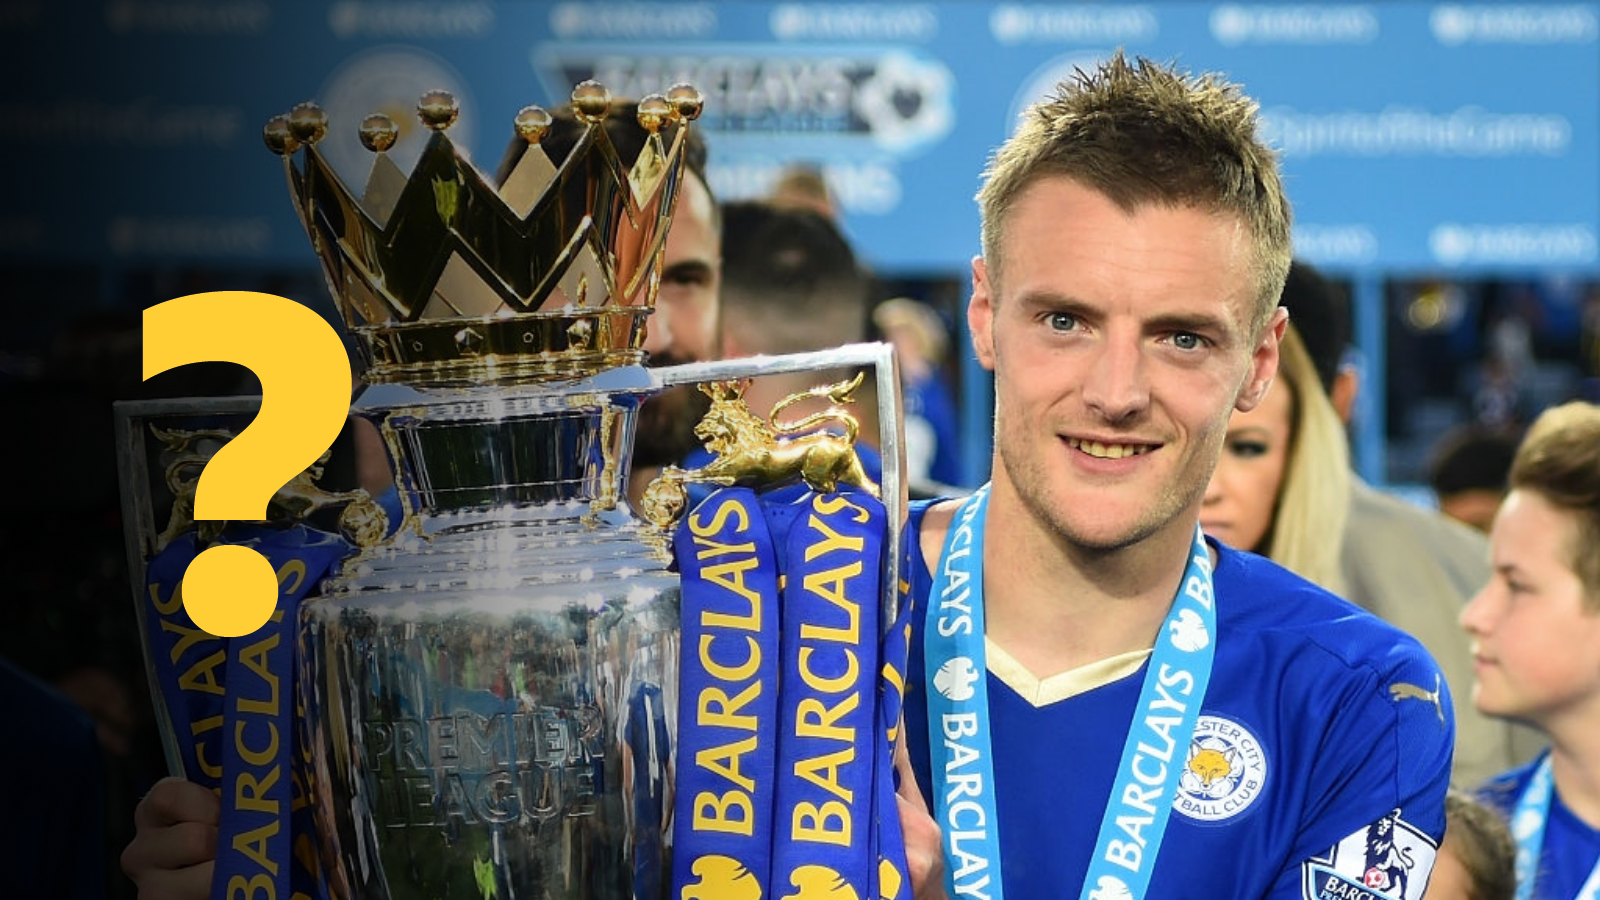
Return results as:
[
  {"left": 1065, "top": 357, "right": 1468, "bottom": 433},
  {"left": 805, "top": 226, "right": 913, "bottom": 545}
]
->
[{"left": 263, "top": 80, "right": 703, "bottom": 388}]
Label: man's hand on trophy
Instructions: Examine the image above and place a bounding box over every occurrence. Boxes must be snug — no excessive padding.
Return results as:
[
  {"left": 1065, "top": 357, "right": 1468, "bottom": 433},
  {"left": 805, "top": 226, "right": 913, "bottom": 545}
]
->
[
  {"left": 895, "top": 728, "right": 950, "bottom": 900},
  {"left": 122, "top": 776, "right": 218, "bottom": 900}
]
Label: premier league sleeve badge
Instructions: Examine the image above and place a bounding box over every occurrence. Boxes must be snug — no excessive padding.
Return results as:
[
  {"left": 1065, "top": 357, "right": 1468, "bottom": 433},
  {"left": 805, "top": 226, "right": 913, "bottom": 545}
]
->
[{"left": 1301, "top": 808, "right": 1439, "bottom": 900}]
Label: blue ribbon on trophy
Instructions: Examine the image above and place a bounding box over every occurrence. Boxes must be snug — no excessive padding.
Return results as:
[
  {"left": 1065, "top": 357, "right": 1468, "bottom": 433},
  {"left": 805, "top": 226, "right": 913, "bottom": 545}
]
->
[
  {"left": 873, "top": 547, "right": 917, "bottom": 900},
  {"left": 668, "top": 477, "right": 900, "bottom": 900},
  {"left": 672, "top": 487, "right": 784, "bottom": 899},
  {"left": 143, "top": 524, "right": 350, "bottom": 900}
]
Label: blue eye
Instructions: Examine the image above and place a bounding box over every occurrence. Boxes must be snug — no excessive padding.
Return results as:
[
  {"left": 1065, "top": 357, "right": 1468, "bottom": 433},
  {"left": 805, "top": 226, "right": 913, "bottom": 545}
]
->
[
  {"left": 1047, "top": 312, "right": 1077, "bottom": 331},
  {"left": 1173, "top": 332, "right": 1204, "bottom": 350}
]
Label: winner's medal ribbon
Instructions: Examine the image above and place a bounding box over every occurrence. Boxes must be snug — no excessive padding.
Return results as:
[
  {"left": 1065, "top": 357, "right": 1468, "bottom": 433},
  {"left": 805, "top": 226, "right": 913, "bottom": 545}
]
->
[
  {"left": 923, "top": 486, "right": 1217, "bottom": 900},
  {"left": 1511, "top": 754, "right": 1600, "bottom": 900},
  {"left": 672, "top": 487, "right": 783, "bottom": 897},
  {"left": 771, "top": 489, "right": 886, "bottom": 900}
]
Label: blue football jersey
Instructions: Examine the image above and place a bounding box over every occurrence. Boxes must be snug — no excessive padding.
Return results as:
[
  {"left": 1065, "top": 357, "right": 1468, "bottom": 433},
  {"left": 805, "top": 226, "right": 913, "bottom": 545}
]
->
[
  {"left": 1478, "top": 756, "right": 1600, "bottom": 900},
  {"left": 901, "top": 501, "right": 1455, "bottom": 900}
]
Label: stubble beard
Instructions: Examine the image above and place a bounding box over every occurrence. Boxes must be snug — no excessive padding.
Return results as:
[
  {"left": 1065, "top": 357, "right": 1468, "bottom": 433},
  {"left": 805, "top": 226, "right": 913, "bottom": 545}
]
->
[
  {"left": 633, "top": 382, "right": 712, "bottom": 469},
  {"left": 995, "top": 412, "right": 1199, "bottom": 556}
]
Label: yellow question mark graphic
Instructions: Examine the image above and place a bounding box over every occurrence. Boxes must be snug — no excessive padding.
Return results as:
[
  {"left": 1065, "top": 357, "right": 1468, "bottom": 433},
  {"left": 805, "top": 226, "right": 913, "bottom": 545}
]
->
[{"left": 143, "top": 291, "right": 352, "bottom": 637}]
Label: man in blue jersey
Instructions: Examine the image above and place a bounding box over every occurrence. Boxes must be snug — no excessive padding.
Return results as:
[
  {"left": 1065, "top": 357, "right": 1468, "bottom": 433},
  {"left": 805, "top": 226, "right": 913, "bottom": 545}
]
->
[{"left": 894, "top": 52, "right": 1454, "bottom": 900}]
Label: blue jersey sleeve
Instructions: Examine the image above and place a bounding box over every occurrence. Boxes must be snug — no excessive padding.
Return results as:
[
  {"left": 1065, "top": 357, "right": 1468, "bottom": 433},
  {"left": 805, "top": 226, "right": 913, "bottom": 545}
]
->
[{"left": 1270, "top": 636, "right": 1454, "bottom": 900}]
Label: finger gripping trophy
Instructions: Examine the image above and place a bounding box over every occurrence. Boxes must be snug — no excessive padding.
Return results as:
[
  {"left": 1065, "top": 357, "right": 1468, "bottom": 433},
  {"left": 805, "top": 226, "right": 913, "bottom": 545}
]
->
[{"left": 271, "top": 80, "right": 702, "bottom": 899}]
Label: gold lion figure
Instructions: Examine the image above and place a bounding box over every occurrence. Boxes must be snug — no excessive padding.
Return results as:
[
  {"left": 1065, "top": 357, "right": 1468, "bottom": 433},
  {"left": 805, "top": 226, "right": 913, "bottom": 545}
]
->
[
  {"left": 639, "top": 373, "right": 878, "bottom": 528},
  {"left": 151, "top": 424, "right": 387, "bottom": 552}
]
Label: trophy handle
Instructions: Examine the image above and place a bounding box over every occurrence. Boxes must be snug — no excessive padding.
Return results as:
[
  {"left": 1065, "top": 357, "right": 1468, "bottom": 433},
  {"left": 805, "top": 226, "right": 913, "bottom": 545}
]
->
[{"left": 650, "top": 340, "right": 907, "bottom": 635}]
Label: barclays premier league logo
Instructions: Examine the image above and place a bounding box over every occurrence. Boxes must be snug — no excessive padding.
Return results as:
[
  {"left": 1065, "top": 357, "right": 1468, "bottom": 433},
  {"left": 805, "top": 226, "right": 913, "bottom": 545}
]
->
[
  {"left": 1173, "top": 716, "right": 1267, "bottom": 823},
  {"left": 933, "top": 656, "right": 979, "bottom": 702},
  {"left": 1301, "top": 809, "right": 1438, "bottom": 900}
]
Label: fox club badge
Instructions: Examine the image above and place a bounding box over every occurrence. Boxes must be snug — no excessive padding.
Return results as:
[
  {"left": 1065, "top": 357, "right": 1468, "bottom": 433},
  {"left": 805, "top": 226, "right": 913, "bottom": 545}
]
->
[{"left": 1172, "top": 715, "right": 1268, "bottom": 823}]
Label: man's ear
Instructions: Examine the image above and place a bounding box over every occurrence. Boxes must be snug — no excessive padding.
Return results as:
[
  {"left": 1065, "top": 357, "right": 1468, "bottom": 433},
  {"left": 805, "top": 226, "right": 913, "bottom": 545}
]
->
[
  {"left": 968, "top": 256, "right": 997, "bottom": 372},
  {"left": 1330, "top": 368, "right": 1359, "bottom": 426},
  {"left": 1236, "top": 307, "right": 1288, "bottom": 413}
]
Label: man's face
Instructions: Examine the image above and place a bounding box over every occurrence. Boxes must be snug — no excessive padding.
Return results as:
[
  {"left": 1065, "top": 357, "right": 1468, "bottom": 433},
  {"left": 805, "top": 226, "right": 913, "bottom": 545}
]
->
[
  {"left": 967, "top": 176, "right": 1284, "bottom": 552},
  {"left": 635, "top": 173, "right": 721, "bottom": 468}
]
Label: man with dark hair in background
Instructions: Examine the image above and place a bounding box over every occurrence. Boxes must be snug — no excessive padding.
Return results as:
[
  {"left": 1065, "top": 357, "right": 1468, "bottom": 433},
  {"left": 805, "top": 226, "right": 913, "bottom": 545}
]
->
[
  {"left": 1427, "top": 425, "right": 1519, "bottom": 534},
  {"left": 1279, "top": 259, "right": 1544, "bottom": 788},
  {"left": 494, "top": 99, "right": 725, "bottom": 506},
  {"left": 712, "top": 198, "right": 881, "bottom": 474}
]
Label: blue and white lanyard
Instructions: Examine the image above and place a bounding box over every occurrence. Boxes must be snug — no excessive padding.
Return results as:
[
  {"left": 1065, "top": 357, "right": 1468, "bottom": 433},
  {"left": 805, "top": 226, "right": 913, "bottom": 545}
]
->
[
  {"left": 1513, "top": 755, "right": 1600, "bottom": 900},
  {"left": 923, "top": 485, "right": 1217, "bottom": 900}
]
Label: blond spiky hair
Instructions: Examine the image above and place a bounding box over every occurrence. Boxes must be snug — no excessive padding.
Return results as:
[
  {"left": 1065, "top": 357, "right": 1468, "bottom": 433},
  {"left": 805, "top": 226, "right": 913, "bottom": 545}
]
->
[{"left": 977, "top": 51, "right": 1292, "bottom": 334}]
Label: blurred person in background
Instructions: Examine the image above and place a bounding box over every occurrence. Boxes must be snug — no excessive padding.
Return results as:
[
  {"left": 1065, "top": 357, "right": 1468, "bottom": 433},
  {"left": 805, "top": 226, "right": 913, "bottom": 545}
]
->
[
  {"left": 0, "top": 655, "right": 107, "bottom": 899},
  {"left": 1428, "top": 425, "right": 1520, "bottom": 534},
  {"left": 1201, "top": 322, "right": 1350, "bottom": 591},
  {"left": 710, "top": 198, "right": 881, "bottom": 478},
  {"left": 767, "top": 160, "right": 839, "bottom": 220},
  {"left": 1264, "top": 259, "right": 1542, "bottom": 787},
  {"left": 1462, "top": 401, "right": 1600, "bottom": 900},
  {"left": 1423, "top": 789, "right": 1515, "bottom": 900},
  {"left": 874, "top": 296, "right": 963, "bottom": 493}
]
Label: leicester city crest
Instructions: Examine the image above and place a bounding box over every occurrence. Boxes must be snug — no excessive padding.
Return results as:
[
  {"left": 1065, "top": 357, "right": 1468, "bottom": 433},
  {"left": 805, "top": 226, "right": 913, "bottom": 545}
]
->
[{"left": 1173, "top": 715, "right": 1268, "bottom": 823}]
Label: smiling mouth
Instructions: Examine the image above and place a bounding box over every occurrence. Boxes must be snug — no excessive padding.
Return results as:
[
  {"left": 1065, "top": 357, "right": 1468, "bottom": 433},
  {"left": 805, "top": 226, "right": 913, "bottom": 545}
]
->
[{"left": 1066, "top": 437, "right": 1154, "bottom": 460}]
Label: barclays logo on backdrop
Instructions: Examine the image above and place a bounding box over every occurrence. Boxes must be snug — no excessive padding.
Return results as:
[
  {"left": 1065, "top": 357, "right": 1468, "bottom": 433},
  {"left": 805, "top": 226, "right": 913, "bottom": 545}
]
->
[
  {"left": 712, "top": 159, "right": 902, "bottom": 215},
  {"left": 1431, "top": 5, "right": 1598, "bottom": 45},
  {"left": 1295, "top": 225, "right": 1379, "bottom": 265},
  {"left": 105, "top": 0, "right": 270, "bottom": 35},
  {"left": 108, "top": 216, "right": 272, "bottom": 258},
  {"left": 1430, "top": 223, "right": 1598, "bottom": 266},
  {"left": 771, "top": 4, "right": 939, "bottom": 42},
  {"left": 549, "top": 3, "right": 716, "bottom": 40},
  {"left": 543, "top": 47, "right": 954, "bottom": 153},
  {"left": 328, "top": 1, "right": 494, "bottom": 39},
  {"left": 17, "top": 98, "right": 241, "bottom": 147},
  {"left": 1209, "top": 4, "right": 1378, "bottom": 45},
  {"left": 989, "top": 4, "right": 1157, "bottom": 45}
]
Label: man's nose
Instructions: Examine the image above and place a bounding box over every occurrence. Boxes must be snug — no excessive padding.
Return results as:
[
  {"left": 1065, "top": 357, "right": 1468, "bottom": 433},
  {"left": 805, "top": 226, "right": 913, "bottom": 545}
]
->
[
  {"left": 643, "top": 297, "right": 675, "bottom": 359},
  {"left": 1081, "top": 337, "right": 1150, "bottom": 422}
]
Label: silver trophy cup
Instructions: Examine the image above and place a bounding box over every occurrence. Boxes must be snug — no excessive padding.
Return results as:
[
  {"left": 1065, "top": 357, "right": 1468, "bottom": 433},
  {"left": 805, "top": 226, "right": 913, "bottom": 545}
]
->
[{"left": 118, "top": 80, "right": 902, "bottom": 900}]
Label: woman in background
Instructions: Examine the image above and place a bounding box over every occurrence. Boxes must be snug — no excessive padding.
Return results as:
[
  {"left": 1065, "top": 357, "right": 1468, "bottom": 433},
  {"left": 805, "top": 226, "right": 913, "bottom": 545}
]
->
[{"left": 1200, "top": 322, "right": 1351, "bottom": 590}]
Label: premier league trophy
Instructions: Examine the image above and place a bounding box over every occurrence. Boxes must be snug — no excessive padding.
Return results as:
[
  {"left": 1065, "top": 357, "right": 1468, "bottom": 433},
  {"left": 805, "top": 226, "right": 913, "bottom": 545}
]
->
[{"left": 118, "top": 78, "right": 905, "bottom": 900}]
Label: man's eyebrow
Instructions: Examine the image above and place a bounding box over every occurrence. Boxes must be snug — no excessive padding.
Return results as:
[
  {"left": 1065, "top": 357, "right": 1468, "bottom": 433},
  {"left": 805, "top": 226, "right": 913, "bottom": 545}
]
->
[
  {"left": 1144, "top": 311, "right": 1233, "bottom": 335},
  {"left": 1014, "top": 292, "right": 1237, "bottom": 336},
  {"left": 662, "top": 259, "right": 714, "bottom": 279},
  {"left": 1014, "top": 291, "right": 1091, "bottom": 315}
]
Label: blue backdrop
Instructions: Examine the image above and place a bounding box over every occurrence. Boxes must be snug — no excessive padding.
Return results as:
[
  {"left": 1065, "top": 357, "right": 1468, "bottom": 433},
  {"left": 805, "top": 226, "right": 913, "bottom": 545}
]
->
[{"left": 8, "top": 1, "right": 1597, "bottom": 275}]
